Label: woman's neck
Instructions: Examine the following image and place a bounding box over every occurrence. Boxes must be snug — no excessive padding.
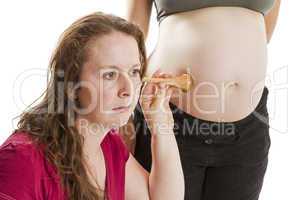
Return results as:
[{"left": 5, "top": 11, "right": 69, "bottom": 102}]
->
[{"left": 75, "top": 116, "right": 111, "bottom": 158}]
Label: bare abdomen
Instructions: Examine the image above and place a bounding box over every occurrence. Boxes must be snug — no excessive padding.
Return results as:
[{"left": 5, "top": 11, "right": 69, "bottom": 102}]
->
[{"left": 146, "top": 7, "right": 268, "bottom": 122}]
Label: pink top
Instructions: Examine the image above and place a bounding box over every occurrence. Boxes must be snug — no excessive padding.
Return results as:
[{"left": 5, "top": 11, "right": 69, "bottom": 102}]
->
[
  {"left": 101, "top": 128, "right": 130, "bottom": 200},
  {"left": 0, "top": 129, "right": 129, "bottom": 200}
]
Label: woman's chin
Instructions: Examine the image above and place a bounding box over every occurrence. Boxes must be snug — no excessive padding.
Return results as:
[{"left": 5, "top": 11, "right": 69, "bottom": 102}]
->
[
  {"left": 117, "top": 115, "right": 131, "bottom": 127},
  {"left": 105, "top": 115, "right": 131, "bottom": 129}
]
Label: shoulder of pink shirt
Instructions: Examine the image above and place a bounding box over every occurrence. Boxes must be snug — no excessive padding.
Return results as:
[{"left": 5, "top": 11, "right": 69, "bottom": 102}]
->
[{"left": 0, "top": 130, "right": 68, "bottom": 200}]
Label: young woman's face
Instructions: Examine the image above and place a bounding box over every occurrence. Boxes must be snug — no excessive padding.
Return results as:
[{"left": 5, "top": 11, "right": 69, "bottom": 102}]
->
[{"left": 77, "top": 31, "right": 142, "bottom": 128}]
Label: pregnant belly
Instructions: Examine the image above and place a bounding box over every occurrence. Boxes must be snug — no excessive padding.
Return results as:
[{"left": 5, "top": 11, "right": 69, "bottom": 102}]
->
[{"left": 146, "top": 7, "right": 268, "bottom": 122}]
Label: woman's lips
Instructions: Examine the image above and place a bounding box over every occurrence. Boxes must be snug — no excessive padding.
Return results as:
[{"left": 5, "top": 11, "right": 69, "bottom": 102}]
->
[{"left": 112, "top": 106, "right": 130, "bottom": 112}]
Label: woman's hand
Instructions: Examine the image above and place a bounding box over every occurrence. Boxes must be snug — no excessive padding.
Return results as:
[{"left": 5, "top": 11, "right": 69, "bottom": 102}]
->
[{"left": 139, "top": 70, "right": 175, "bottom": 134}]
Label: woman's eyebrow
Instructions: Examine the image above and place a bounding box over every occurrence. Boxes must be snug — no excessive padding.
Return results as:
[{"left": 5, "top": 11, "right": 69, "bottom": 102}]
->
[
  {"left": 102, "top": 63, "right": 141, "bottom": 70},
  {"left": 131, "top": 63, "right": 141, "bottom": 68}
]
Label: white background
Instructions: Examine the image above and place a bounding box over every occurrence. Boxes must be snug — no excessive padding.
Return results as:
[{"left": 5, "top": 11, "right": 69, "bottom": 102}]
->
[{"left": 0, "top": 1, "right": 298, "bottom": 199}]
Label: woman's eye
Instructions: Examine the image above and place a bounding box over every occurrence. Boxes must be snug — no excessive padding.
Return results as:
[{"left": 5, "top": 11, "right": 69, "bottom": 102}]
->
[
  {"left": 103, "top": 71, "right": 118, "bottom": 80},
  {"left": 132, "top": 69, "right": 141, "bottom": 76}
]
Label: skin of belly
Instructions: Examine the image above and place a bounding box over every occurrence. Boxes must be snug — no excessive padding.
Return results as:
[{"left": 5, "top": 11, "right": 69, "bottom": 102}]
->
[{"left": 146, "top": 6, "right": 268, "bottom": 122}]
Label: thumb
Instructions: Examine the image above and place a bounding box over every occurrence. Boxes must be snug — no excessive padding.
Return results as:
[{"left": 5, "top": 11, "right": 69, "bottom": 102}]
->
[
  {"left": 152, "top": 82, "right": 167, "bottom": 108},
  {"left": 165, "top": 86, "right": 173, "bottom": 102}
]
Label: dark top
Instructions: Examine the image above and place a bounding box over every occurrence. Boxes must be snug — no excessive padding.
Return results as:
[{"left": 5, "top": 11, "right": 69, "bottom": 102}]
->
[{"left": 153, "top": 0, "right": 276, "bottom": 23}]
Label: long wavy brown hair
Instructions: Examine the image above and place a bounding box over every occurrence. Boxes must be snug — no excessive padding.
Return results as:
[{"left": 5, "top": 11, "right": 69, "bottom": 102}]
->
[{"left": 14, "top": 11, "right": 147, "bottom": 199}]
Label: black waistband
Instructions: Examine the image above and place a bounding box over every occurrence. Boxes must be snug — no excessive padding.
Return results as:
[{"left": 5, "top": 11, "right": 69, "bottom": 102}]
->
[
  {"left": 169, "top": 86, "right": 269, "bottom": 141},
  {"left": 170, "top": 86, "right": 268, "bottom": 124}
]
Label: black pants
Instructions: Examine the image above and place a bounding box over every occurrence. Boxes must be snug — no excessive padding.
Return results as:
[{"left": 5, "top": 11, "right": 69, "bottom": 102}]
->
[{"left": 133, "top": 87, "right": 270, "bottom": 200}]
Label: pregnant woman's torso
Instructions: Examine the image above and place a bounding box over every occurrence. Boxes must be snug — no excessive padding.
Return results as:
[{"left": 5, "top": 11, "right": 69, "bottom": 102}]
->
[{"left": 146, "top": 6, "right": 269, "bottom": 122}]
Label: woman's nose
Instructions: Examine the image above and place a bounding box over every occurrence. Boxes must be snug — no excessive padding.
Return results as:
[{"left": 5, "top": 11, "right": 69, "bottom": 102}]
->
[
  {"left": 119, "top": 88, "right": 130, "bottom": 98},
  {"left": 118, "top": 74, "right": 133, "bottom": 98}
]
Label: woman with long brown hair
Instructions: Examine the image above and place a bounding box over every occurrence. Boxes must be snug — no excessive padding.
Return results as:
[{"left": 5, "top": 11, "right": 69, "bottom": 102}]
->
[{"left": 0, "top": 12, "right": 184, "bottom": 200}]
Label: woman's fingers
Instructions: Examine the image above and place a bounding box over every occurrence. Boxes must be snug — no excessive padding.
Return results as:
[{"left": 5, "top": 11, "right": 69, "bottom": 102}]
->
[
  {"left": 140, "top": 69, "right": 163, "bottom": 96},
  {"left": 140, "top": 69, "right": 175, "bottom": 110},
  {"left": 140, "top": 82, "right": 156, "bottom": 109},
  {"left": 139, "top": 71, "right": 176, "bottom": 133},
  {"left": 158, "top": 74, "right": 174, "bottom": 104},
  {"left": 166, "top": 85, "right": 174, "bottom": 101},
  {"left": 141, "top": 81, "right": 157, "bottom": 96},
  {"left": 139, "top": 69, "right": 161, "bottom": 108},
  {"left": 152, "top": 82, "right": 168, "bottom": 109}
]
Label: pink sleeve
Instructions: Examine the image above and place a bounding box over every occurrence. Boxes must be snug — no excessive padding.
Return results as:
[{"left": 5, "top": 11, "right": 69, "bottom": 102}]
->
[{"left": 0, "top": 143, "right": 37, "bottom": 200}]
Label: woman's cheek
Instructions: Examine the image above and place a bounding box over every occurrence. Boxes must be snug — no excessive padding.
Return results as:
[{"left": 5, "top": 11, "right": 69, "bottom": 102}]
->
[
  {"left": 100, "top": 79, "right": 117, "bottom": 89},
  {"left": 100, "top": 85, "right": 115, "bottom": 100},
  {"left": 97, "top": 81, "right": 117, "bottom": 105}
]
